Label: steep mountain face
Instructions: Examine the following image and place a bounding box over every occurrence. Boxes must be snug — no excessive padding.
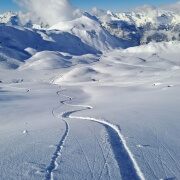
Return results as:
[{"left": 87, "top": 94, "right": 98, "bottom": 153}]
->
[
  {"left": 92, "top": 9, "right": 180, "bottom": 45},
  {"left": 0, "top": 12, "right": 20, "bottom": 25},
  {"left": 0, "top": 12, "right": 134, "bottom": 70},
  {"left": 0, "top": 24, "right": 102, "bottom": 69},
  {"left": 50, "top": 14, "right": 133, "bottom": 51},
  {"left": 1, "top": 8, "right": 180, "bottom": 65}
]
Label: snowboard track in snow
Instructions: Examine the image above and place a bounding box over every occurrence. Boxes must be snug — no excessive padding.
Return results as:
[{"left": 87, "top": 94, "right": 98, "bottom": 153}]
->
[
  {"left": 55, "top": 87, "right": 146, "bottom": 180},
  {"left": 45, "top": 103, "right": 69, "bottom": 180}
]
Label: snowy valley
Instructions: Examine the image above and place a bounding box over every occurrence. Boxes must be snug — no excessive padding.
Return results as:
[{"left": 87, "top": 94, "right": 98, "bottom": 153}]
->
[{"left": 0, "top": 4, "right": 180, "bottom": 180}]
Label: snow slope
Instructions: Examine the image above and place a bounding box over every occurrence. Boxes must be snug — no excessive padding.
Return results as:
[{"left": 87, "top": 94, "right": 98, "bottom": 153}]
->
[
  {"left": 50, "top": 15, "right": 133, "bottom": 51},
  {"left": 0, "top": 9, "right": 180, "bottom": 180},
  {"left": 0, "top": 13, "right": 135, "bottom": 70},
  {"left": 53, "top": 42, "right": 180, "bottom": 180},
  {"left": 0, "top": 25, "right": 100, "bottom": 69}
]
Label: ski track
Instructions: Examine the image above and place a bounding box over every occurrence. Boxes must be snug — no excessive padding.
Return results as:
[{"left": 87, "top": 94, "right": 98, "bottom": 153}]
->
[
  {"left": 71, "top": 130, "right": 94, "bottom": 179},
  {"left": 125, "top": 128, "right": 159, "bottom": 180},
  {"left": 147, "top": 125, "right": 180, "bottom": 178},
  {"left": 85, "top": 123, "right": 112, "bottom": 180},
  {"left": 45, "top": 89, "right": 70, "bottom": 180},
  {"left": 126, "top": 122, "right": 179, "bottom": 180},
  {"left": 98, "top": 148, "right": 111, "bottom": 180},
  {"left": 56, "top": 87, "right": 146, "bottom": 180},
  {"left": 45, "top": 119, "right": 69, "bottom": 180}
]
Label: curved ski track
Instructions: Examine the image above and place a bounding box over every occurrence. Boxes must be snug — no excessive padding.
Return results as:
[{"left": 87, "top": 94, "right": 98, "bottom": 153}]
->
[
  {"left": 45, "top": 89, "right": 70, "bottom": 180},
  {"left": 45, "top": 119, "right": 69, "bottom": 180},
  {"left": 46, "top": 87, "right": 146, "bottom": 180}
]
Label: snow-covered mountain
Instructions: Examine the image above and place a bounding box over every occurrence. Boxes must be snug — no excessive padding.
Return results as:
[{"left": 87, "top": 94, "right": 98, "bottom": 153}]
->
[
  {"left": 0, "top": 24, "right": 101, "bottom": 69},
  {"left": 1, "top": 9, "right": 180, "bottom": 46},
  {"left": 49, "top": 14, "right": 132, "bottom": 51},
  {"left": 0, "top": 12, "right": 134, "bottom": 70},
  {"left": 0, "top": 11, "right": 20, "bottom": 25},
  {"left": 91, "top": 8, "right": 180, "bottom": 45},
  {"left": 1, "top": 6, "right": 180, "bottom": 180}
]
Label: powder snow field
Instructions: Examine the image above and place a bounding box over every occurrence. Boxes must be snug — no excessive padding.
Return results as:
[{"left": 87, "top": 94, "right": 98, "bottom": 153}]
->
[{"left": 0, "top": 13, "right": 180, "bottom": 180}]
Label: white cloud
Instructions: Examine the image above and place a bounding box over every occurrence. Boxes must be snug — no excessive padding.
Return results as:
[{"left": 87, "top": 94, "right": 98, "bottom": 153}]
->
[
  {"left": 133, "top": 2, "right": 180, "bottom": 14},
  {"left": 160, "top": 1, "right": 180, "bottom": 13},
  {"left": 133, "top": 4, "right": 157, "bottom": 12},
  {"left": 13, "top": 0, "right": 79, "bottom": 26},
  {"left": 133, "top": 4, "right": 158, "bottom": 20},
  {"left": 91, "top": 7, "right": 111, "bottom": 22}
]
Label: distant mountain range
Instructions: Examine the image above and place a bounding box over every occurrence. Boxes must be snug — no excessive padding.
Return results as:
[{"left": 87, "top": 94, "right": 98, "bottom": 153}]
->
[
  {"left": 0, "top": 9, "right": 180, "bottom": 48},
  {"left": 97, "top": 9, "right": 180, "bottom": 45}
]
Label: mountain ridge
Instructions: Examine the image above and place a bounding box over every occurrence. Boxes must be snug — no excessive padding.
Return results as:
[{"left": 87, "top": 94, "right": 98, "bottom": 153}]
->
[
  {"left": 1, "top": 9, "right": 180, "bottom": 45},
  {"left": 92, "top": 8, "right": 180, "bottom": 45}
]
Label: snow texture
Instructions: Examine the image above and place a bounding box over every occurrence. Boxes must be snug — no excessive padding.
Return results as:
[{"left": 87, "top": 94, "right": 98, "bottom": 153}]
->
[{"left": 0, "top": 6, "right": 180, "bottom": 180}]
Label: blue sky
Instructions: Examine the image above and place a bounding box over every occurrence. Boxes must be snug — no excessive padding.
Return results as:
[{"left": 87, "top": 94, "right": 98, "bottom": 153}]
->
[
  {"left": 0, "top": 0, "right": 20, "bottom": 13},
  {"left": 0, "top": 0, "right": 179, "bottom": 13},
  {"left": 71, "top": 0, "right": 179, "bottom": 12}
]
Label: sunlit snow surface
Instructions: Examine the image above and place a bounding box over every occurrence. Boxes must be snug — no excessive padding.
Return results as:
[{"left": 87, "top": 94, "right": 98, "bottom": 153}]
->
[{"left": 0, "top": 22, "right": 180, "bottom": 180}]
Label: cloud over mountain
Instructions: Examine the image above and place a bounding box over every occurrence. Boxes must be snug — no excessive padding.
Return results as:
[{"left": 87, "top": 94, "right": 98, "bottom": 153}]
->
[
  {"left": 13, "top": 0, "right": 78, "bottom": 25},
  {"left": 160, "top": 1, "right": 180, "bottom": 14}
]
